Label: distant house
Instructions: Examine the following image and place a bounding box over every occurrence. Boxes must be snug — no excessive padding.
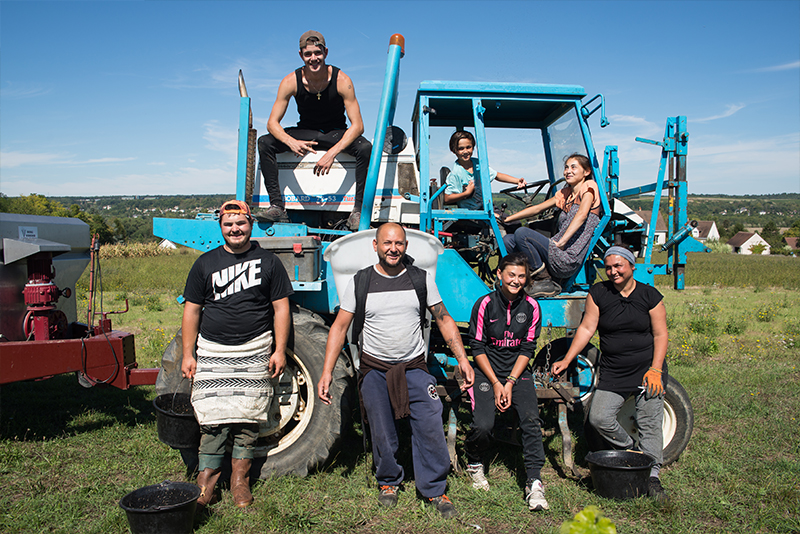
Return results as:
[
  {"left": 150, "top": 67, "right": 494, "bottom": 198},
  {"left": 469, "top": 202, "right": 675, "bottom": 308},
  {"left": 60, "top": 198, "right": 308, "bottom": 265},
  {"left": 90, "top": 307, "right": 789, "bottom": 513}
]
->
[
  {"left": 785, "top": 237, "right": 799, "bottom": 251},
  {"left": 693, "top": 221, "right": 720, "bottom": 242},
  {"left": 634, "top": 210, "right": 668, "bottom": 245},
  {"left": 726, "top": 232, "right": 770, "bottom": 255}
]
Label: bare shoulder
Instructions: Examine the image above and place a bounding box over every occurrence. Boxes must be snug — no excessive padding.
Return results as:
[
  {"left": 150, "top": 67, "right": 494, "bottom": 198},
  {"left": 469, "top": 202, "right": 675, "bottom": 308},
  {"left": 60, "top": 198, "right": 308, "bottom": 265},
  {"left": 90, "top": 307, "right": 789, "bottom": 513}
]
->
[
  {"left": 336, "top": 70, "right": 357, "bottom": 97},
  {"left": 277, "top": 71, "right": 298, "bottom": 98}
]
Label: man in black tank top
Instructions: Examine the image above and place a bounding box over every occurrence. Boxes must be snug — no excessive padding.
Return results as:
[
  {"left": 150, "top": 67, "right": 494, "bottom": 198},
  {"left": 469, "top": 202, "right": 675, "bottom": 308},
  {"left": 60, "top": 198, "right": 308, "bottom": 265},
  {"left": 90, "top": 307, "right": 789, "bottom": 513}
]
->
[{"left": 257, "top": 30, "right": 372, "bottom": 230}]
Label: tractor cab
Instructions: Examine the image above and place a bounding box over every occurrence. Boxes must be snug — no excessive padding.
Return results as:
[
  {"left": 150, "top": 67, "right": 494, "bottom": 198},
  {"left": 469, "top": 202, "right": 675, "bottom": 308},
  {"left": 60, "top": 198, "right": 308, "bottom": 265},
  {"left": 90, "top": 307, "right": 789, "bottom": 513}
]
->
[{"left": 412, "top": 81, "right": 612, "bottom": 297}]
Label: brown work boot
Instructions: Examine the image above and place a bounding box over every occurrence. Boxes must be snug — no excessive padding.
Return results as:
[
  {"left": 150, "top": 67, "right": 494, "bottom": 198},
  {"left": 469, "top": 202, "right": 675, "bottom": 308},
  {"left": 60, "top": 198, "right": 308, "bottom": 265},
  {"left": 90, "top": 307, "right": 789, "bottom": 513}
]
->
[
  {"left": 230, "top": 458, "right": 254, "bottom": 508},
  {"left": 525, "top": 266, "right": 561, "bottom": 298},
  {"left": 196, "top": 467, "right": 222, "bottom": 508},
  {"left": 255, "top": 205, "right": 289, "bottom": 223}
]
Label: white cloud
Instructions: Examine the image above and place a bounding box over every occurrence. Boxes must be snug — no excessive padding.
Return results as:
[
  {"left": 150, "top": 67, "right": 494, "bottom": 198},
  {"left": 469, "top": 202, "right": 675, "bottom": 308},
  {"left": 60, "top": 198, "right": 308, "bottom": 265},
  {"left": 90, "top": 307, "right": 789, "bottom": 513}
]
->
[
  {"left": 753, "top": 61, "right": 800, "bottom": 73},
  {"left": 164, "top": 57, "right": 287, "bottom": 97},
  {"left": 0, "top": 151, "right": 135, "bottom": 168},
  {"left": 694, "top": 104, "right": 745, "bottom": 123},
  {"left": 607, "top": 115, "right": 660, "bottom": 131},
  {"left": 83, "top": 157, "right": 136, "bottom": 164},
  {"left": 202, "top": 121, "right": 238, "bottom": 159},
  {"left": 0, "top": 82, "right": 52, "bottom": 99},
  {"left": 0, "top": 151, "right": 66, "bottom": 168},
  {"left": 592, "top": 120, "right": 665, "bottom": 165}
]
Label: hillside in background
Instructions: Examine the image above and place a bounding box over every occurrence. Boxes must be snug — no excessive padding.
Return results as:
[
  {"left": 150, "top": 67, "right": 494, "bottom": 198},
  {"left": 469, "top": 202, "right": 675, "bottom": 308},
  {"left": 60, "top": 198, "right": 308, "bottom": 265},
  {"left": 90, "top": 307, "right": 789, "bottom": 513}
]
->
[
  {"left": 501, "top": 192, "right": 800, "bottom": 245},
  {"left": 629, "top": 193, "right": 800, "bottom": 228},
  {"left": 49, "top": 194, "right": 231, "bottom": 220},
  {"left": 2, "top": 192, "right": 799, "bottom": 246},
  {"left": 48, "top": 194, "right": 231, "bottom": 241}
]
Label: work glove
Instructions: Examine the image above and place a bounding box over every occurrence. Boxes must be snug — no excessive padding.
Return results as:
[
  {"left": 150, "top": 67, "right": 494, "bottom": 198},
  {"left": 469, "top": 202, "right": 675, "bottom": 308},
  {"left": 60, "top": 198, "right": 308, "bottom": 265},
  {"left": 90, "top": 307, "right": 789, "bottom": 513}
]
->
[{"left": 642, "top": 368, "right": 664, "bottom": 398}]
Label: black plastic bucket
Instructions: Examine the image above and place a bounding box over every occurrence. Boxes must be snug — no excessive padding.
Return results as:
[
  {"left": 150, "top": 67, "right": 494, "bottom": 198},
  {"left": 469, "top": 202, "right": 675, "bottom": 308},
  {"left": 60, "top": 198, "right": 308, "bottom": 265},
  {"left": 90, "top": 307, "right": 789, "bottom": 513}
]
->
[
  {"left": 153, "top": 393, "right": 200, "bottom": 449},
  {"left": 585, "top": 450, "right": 654, "bottom": 500},
  {"left": 119, "top": 481, "right": 200, "bottom": 534}
]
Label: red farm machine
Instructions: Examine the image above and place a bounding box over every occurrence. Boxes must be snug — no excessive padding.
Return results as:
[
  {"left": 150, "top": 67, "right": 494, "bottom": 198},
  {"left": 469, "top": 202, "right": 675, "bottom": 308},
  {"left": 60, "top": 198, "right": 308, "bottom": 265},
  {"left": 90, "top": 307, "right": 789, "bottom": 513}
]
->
[{"left": 0, "top": 212, "right": 158, "bottom": 390}]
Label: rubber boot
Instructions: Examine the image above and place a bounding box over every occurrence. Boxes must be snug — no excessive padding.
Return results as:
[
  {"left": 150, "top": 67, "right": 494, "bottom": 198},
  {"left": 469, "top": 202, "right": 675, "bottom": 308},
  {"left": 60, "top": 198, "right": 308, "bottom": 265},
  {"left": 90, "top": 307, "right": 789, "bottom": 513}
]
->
[
  {"left": 230, "top": 458, "right": 254, "bottom": 507},
  {"left": 196, "top": 467, "right": 221, "bottom": 508}
]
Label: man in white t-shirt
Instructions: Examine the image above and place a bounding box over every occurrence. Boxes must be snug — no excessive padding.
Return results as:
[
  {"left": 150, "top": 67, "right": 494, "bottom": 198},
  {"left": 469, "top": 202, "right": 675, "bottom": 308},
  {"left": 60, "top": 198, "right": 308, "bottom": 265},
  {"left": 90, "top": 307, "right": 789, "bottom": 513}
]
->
[{"left": 317, "top": 223, "right": 474, "bottom": 518}]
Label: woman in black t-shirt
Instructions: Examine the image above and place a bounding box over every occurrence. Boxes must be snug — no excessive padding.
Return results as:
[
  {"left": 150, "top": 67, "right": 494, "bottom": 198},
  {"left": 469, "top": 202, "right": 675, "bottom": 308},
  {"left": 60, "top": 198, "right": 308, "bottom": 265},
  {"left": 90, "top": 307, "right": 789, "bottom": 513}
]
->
[{"left": 552, "top": 246, "right": 669, "bottom": 501}]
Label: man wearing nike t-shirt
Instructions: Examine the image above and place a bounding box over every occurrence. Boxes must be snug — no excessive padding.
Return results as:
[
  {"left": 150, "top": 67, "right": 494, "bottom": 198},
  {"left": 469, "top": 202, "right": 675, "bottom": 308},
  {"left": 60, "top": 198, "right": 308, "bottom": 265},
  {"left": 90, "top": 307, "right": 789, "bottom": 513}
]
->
[{"left": 181, "top": 200, "right": 293, "bottom": 510}]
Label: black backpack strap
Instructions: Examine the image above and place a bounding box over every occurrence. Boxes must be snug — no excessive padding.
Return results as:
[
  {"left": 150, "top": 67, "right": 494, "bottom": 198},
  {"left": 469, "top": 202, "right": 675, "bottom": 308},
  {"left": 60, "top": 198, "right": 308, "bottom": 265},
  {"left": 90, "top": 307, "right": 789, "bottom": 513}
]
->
[
  {"left": 352, "top": 264, "right": 429, "bottom": 351},
  {"left": 405, "top": 265, "right": 429, "bottom": 332},
  {"left": 351, "top": 266, "right": 372, "bottom": 352}
]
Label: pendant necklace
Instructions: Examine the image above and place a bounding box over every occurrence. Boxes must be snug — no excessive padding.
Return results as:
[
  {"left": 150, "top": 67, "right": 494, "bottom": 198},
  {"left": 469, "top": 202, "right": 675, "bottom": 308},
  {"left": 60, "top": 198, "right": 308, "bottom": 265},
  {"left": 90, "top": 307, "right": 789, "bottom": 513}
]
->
[{"left": 305, "top": 68, "right": 325, "bottom": 100}]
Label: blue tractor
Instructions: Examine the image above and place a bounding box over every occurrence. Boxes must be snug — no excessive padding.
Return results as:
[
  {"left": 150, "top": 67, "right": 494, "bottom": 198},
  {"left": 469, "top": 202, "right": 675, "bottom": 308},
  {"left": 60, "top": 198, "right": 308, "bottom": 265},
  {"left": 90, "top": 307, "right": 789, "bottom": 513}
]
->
[{"left": 154, "top": 34, "right": 704, "bottom": 478}]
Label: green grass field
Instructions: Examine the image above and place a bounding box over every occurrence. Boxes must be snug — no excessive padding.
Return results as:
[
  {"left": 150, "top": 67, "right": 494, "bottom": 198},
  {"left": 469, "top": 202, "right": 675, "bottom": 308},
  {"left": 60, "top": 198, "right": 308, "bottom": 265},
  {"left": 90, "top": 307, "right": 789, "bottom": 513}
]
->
[{"left": 1, "top": 251, "right": 799, "bottom": 533}]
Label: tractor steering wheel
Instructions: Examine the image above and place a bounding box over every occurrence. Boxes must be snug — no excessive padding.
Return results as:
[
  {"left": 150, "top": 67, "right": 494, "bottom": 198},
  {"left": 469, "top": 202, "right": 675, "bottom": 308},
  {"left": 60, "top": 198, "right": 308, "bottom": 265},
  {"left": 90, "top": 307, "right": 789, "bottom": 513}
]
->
[{"left": 500, "top": 178, "right": 565, "bottom": 206}]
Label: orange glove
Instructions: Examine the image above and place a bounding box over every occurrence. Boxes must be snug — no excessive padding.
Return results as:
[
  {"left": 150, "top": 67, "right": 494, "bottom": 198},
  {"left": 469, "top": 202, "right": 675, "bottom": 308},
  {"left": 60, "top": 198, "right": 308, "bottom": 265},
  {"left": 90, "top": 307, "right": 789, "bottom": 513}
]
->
[{"left": 643, "top": 368, "right": 664, "bottom": 398}]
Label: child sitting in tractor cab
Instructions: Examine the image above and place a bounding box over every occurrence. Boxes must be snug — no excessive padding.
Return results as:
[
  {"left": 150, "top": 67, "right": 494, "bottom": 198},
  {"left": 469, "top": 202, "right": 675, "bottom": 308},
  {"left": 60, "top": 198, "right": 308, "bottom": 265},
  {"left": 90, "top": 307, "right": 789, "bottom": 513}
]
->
[{"left": 443, "top": 131, "right": 525, "bottom": 210}]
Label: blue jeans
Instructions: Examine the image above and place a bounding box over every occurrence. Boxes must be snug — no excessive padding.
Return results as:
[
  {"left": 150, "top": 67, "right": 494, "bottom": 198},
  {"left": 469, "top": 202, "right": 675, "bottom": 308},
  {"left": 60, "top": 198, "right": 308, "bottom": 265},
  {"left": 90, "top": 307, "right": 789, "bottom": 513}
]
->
[
  {"left": 588, "top": 389, "right": 664, "bottom": 467},
  {"left": 504, "top": 227, "right": 550, "bottom": 272},
  {"left": 360, "top": 368, "right": 450, "bottom": 498}
]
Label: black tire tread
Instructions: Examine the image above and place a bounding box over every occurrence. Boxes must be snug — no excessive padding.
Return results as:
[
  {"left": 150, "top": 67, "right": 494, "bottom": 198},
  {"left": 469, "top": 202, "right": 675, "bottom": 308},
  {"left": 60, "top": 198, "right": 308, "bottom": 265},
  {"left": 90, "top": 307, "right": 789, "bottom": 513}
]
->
[{"left": 259, "top": 309, "right": 353, "bottom": 478}]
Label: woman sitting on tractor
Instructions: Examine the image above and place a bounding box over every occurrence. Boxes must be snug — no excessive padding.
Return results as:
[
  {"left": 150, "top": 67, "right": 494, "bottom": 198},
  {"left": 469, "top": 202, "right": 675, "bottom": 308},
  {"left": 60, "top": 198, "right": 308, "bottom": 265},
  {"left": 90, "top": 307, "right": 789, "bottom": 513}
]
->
[{"left": 502, "top": 153, "right": 602, "bottom": 298}]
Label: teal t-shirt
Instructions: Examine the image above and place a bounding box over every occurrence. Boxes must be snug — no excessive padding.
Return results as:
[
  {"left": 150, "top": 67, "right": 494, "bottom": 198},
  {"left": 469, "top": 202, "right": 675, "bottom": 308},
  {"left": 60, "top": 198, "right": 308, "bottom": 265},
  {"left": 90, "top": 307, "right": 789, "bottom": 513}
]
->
[{"left": 444, "top": 158, "right": 497, "bottom": 210}]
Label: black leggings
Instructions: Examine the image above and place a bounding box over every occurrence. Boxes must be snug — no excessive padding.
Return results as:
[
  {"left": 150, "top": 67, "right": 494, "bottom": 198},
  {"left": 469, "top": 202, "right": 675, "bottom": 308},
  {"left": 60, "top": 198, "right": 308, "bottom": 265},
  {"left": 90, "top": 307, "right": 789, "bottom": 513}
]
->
[
  {"left": 257, "top": 127, "right": 372, "bottom": 209},
  {"left": 465, "top": 368, "right": 546, "bottom": 483}
]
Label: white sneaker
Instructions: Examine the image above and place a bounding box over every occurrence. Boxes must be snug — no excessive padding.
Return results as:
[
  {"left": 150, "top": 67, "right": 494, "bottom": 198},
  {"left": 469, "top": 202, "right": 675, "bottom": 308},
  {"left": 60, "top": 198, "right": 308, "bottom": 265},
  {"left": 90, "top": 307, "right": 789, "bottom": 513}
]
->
[
  {"left": 466, "top": 463, "right": 490, "bottom": 491},
  {"left": 525, "top": 479, "right": 549, "bottom": 511}
]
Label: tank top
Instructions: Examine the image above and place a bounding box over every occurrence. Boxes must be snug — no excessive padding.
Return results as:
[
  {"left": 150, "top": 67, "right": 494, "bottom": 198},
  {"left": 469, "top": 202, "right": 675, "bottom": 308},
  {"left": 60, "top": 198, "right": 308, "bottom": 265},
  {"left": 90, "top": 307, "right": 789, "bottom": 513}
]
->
[{"left": 295, "top": 65, "right": 347, "bottom": 132}]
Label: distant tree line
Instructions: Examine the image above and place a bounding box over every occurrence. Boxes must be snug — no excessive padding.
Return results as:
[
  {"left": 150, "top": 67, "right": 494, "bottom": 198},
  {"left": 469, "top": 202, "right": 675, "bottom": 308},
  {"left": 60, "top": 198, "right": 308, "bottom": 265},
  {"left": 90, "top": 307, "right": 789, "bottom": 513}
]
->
[
  {"left": 3, "top": 192, "right": 799, "bottom": 250},
  {"left": 1, "top": 193, "right": 144, "bottom": 244}
]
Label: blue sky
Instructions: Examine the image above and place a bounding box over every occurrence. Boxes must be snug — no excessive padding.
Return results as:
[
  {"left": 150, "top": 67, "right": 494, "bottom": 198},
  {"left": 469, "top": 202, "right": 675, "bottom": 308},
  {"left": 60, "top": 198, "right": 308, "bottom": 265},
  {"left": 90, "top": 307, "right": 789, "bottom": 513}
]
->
[{"left": 2, "top": 1, "right": 798, "bottom": 198}]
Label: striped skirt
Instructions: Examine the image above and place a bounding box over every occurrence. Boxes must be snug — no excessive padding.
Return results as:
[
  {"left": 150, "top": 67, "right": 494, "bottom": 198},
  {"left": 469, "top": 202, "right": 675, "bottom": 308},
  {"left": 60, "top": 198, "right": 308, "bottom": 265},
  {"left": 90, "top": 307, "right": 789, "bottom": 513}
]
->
[{"left": 191, "top": 331, "right": 273, "bottom": 426}]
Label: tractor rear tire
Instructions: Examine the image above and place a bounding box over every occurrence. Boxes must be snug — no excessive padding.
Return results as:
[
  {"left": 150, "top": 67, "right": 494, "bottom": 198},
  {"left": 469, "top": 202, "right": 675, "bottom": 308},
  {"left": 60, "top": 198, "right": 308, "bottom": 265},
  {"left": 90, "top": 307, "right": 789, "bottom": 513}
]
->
[
  {"left": 614, "top": 376, "right": 694, "bottom": 466},
  {"left": 258, "top": 307, "right": 354, "bottom": 478},
  {"left": 534, "top": 337, "right": 693, "bottom": 465}
]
